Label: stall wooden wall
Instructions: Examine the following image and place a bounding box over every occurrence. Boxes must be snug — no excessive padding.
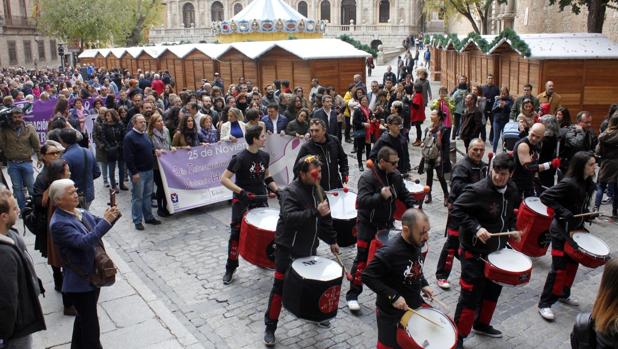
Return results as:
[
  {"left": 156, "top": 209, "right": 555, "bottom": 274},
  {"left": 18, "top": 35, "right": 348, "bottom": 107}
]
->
[
  {"left": 182, "top": 50, "right": 215, "bottom": 91},
  {"left": 119, "top": 53, "right": 138, "bottom": 76},
  {"left": 80, "top": 58, "right": 95, "bottom": 67},
  {"left": 258, "top": 47, "right": 311, "bottom": 97},
  {"left": 94, "top": 54, "right": 106, "bottom": 69},
  {"left": 309, "top": 58, "right": 365, "bottom": 96},
  {"left": 460, "top": 48, "right": 498, "bottom": 89},
  {"left": 106, "top": 56, "right": 120, "bottom": 70},
  {"left": 136, "top": 52, "right": 159, "bottom": 75},
  {"left": 218, "top": 48, "right": 258, "bottom": 90},
  {"left": 158, "top": 51, "right": 185, "bottom": 90},
  {"left": 430, "top": 46, "right": 441, "bottom": 81}
]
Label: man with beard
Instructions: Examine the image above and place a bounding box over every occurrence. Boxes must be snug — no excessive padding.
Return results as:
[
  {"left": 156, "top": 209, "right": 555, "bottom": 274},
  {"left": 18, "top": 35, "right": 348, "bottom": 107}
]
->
[
  {"left": 311, "top": 95, "right": 340, "bottom": 140},
  {"left": 369, "top": 115, "right": 411, "bottom": 176},
  {"left": 261, "top": 84, "right": 279, "bottom": 108},
  {"left": 199, "top": 95, "right": 219, "bottom": 126}
]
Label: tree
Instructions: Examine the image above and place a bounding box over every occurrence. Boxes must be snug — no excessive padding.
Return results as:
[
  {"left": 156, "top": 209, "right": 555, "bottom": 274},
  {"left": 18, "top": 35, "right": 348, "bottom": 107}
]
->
[
  {"left": 423, "top": 0, "right": 507, "bottom": 34},
  {"left": 121, "top": 0, "right": 165, "bottom": 46},
  {"left": 549, "top": 0, "right": 618, "bottom": 33}
]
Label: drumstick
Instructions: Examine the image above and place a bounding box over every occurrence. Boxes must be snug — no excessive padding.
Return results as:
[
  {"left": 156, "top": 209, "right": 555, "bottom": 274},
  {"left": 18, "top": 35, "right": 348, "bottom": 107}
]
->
[
  {"left": 408, "top": 308, "right": 443, "bottom": 328},
  {"left": 333, "top": 252, "right": 352, "bottom": 280},
  {"left": 573, "top": 212, "right": 600, "bottom": 218},
  {"left": 428, "top": 296, "right": 449, "bottom": 311},
  {"left": 489, "top": 231, "right": 519, "bottom": 237},
  {"left": 554, "top": 138, "right": 560, "bottom": 186},
  {"left": 310, "top": 169, "right": 325, "bottom": 202}
]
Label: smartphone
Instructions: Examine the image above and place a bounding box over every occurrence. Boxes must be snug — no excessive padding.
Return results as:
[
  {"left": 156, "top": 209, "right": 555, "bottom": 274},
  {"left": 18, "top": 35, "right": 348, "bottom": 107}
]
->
[{"left": 109, "top": 188, "right": 116, "bottom": 207}]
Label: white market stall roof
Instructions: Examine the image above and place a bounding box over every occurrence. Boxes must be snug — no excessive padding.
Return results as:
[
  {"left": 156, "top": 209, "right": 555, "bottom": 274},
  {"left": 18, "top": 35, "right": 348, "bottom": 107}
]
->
[
  {"left": 78, "top": 39, "right": 369, "bottom": 61},
  {"left": 487, "top": 33, "right": 618, "bottom": 59},
  {"left": 231, "top": 0, "right": 307, "bottom": 22}
]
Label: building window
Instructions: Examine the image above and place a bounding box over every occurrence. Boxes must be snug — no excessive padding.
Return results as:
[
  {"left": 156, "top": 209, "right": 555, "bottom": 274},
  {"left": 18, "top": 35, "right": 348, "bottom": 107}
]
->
[
  {"left": 379, "top": 0, "right": 390, "bottom": 23},
  {"left": 8, "top": 41, "right": 18, "bottom": 65},
  {"left": 211, "top": 1, "right": 224, "bottom": 22},
  {"left": 320, "top": 1, "right": 330, "bottom": 22},
  {"left": 298, "top": 1, "right": 308, "bottom": 17},
  {"left": 24, "top": 40, "right": 32, "bottom": 64},
  {"left": 38, "top": 40, "right": 45, "bottom": 60},
  {"left": 50, "top": 40, "right": 57, "bottom": 60},
  {"left": 233, "top": 3, "right": 243, "bottom": 15},
  {"left": 183, "top": 3, "right": 195, "bottom": 28},
  {"left": 341, "top": 0, "right": 356, "bottom": 25}
]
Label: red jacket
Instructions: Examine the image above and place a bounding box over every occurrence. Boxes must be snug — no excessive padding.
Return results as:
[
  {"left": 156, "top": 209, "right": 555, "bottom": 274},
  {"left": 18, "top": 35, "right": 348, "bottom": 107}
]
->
[
  {"left": 151, "top": 79, "right": 165, "bottom": 95},
  {"left": 410, "top": 93, "right": 425, "bottom": 123}
]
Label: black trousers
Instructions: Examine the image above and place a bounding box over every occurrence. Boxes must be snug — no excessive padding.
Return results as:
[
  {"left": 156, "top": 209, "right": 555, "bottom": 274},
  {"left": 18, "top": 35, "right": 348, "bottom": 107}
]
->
[
  {"left": 226, "top": 198, "right": 267, "bottom": 271},
  {"left": 413, "top": 122, "right": 423, "bottom": 142},
  {"left": 425, "top": 159, "right": 449, "bottom": 199},
  {"left": 52, "top": 266, "right": 72, "bottom": 307},
  {"left": 153, "top": 169, "right": 168, "bottom": 214},
  {"left": 376, "top": 308, "right": 401, "bottom": 349},
  {"left": 346, "top": 222, "right": 378, "bottom": 301},
  {"left": 344, "top": 116, "right": 351, "bottom": 140},
  {"left": 453, "top": 251, "right": 502, "bottom": 339},
  {"left": 539, "top": 237, "right": 579, "bottom": 308},
  {"left": 435, "top": 228, "right": 460, "bottom": 280},
  {"left": 354, "top": 138, "right": 371, "bottom": 167},
  {"left": 264, "top": 246, "right": 294, "bottom": 332},
  {"left": 66, "top": 289, "right": 102, "bottom": 349}
]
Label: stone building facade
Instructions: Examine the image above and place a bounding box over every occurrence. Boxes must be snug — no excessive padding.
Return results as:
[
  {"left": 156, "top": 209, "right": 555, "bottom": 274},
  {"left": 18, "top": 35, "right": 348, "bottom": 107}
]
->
[
  {"left": 150, "top": 0, "right": 444, "bottom": 48},
  {"left": 0, "top": 0, "right": 61, "bottom": 68},
  {"left": 447, "top": 0, "right": 618, "bottom": 42}
]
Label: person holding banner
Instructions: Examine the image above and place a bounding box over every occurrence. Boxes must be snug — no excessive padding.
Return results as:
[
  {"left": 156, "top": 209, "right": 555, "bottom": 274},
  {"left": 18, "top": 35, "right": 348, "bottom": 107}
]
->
[{"left": 221, "top": 125, "right": 279, "bottom": 285}]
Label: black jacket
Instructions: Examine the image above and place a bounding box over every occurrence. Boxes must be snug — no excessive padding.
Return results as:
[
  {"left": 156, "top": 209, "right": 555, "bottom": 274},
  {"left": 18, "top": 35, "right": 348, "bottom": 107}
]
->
[
  {"left": 451, "top": 177, "right": 520, "bottom": 255},
  {"left": 357, "top": 167, "right": 416, "bottom": 229},
  {"left": 447, "top": 156, "right": 487, "bottom": 230},
  {"left": 369, "top": 132, "right": 411, "bottom": 174},
  {"left": 295, "top": 135, "right": 349, "bottom": 191},
  {"left": 540, "top": 176, "right": 595, "bottom": 240},
  {"left": 274, "top": 180, "right": 337, "bottom": 257},
  {"left": 363, "top": 234, "right": 428, "bottom": 318},
  {"left": 312, "top": 108, "right": 339, "bottom": 137},
  {"left": 0, "top": 230, "right": 46, "bottom": 341}
]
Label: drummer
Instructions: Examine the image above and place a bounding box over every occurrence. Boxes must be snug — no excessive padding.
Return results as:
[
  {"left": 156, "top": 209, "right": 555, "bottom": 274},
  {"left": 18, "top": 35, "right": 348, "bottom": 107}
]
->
[
  {"left": 295, "top": 118, "right": 349, "bottom": 190},
  {"left": 450, "top": 153, "right": 521, "bottom": 348},
  {"left": 220, "top": 125, "right": 280, "bottom": 285},
  {"left": 435, "top": 138, "right": 487, "bottom": 290},
  {"left": 538, "top": 151, "right": 596, "bottom": 321},
  {"left": 512, "top": 123, "right": 560, "bottom": 198},
  {"left": 346, "top": 146, "right": 417, "bottom": 313},
  {"left": 263, "top": 155, "right": 339, "bottom": 347},
  {"left": 362, "top": 208, "right": 434, "bottom": 349}
]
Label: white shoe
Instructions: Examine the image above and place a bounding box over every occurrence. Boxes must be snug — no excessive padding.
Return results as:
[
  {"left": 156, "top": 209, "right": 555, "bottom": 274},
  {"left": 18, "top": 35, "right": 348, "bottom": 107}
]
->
[
  {"left": 559, "top": 297, "right": 580, "bottom": 306},
  {"left": 437, "top": 279, "right": 451, "bottom": 290},
  {"left": 347, "top": 300, "right": 361, "bottom": 312},
  {"left": 538, "top": 307, "right": 555, "bottom": 321}
]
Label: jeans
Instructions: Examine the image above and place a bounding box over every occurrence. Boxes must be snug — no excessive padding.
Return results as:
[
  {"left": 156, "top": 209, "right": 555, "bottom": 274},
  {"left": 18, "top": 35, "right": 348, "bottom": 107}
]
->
[
  {"left": 492, "top": 118, "right": 508, "bottom": 153},
  {"left": 595, "top": 182, "right": 617, "bottom": 210},
  {"left": 130, "top": 170, "right": 155, "bottom": 224},
  {"left": 452, "top": 113, "right": 462, "bottom": 139},
  {"left": 7, "top": 161, "right": 35, "bottom": 210},
  {"left": 98, "top": 161, "right": 108, "bottom": 184},
  {"left": 106, "top": 161, "right": 117, "bottom": 188}
]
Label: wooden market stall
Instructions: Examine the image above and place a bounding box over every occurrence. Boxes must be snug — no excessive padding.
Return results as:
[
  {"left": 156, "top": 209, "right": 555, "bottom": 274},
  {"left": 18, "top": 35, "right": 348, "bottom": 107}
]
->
[{"left": 217, "top": 43, "right": 263, "bottom": 89}]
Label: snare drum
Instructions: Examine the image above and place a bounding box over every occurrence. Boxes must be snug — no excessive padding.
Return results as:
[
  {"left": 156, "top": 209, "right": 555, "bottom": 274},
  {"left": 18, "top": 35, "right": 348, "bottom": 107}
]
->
[
  {"left": 512, "top": 197, "right": 553, "bottom": 257},
  {"left": 483, "top": 249, "right": 532, "bottom": 286},
  {"left": 396, "top": 307, "right": 458, "bottom": 349},
  {"left": 394, "top": 180, "right": 427, "bottom": 220},
  {"left": 239, "top": 208, "right": 279, "bottom": 269},
  {"left": 565, "top": 231, "right": 611, "bottom": 268},
  {"left": 326, "top": 189, "right": 358, "bottom": 247},
  {"left": 282, "top": 256, "right": 343, "bottom": 322}
]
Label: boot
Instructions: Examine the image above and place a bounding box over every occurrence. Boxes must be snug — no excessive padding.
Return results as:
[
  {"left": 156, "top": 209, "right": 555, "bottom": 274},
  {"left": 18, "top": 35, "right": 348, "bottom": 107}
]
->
[
  {"left": 612, "top": 208, "right": 618, "bottom": 219},
  {"left": 425, "top": 193, "right": 432, "bottom": 204}
]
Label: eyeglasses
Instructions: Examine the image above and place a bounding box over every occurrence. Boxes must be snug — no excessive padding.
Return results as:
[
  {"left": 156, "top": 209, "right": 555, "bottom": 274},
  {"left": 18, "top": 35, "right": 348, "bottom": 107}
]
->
[
  {"left": 46, "top": 151, "right": 61, "bottom": 156},
  {"left": 387, "top": 160, "right": 399, "bottom": 166}
]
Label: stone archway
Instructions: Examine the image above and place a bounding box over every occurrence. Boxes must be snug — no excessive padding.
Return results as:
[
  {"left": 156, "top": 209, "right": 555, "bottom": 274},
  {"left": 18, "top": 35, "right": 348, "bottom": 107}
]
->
[{"left": 370, "top": 39, "right": 383, "bottom": 50}]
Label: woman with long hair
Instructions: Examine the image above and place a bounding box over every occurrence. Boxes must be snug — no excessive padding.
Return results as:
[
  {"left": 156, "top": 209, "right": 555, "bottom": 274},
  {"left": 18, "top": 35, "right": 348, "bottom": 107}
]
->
[
  {"left": 172, "top": 114, "right": 202, "bottom": 148},
  {"left": 555, "top": 106, "right": 572, "bottom": 129},
  {"left": 589, "top": 257, "right": 618, "bottom": 348},
  {"left": 101, "top": 109, "right": 124, "bottom": 192},
  {"left": 422, "top": 110, "right": 450, "bottom": 204},
  {"left": 220, "top": 108, "right": 246, "bottom": 142},
  {"left": 352, "top": 95, "right": 373, "bottom": 171},
  {"left": 538, "top": 151, "right": 596, "bottom": 321},
  {"left": 148, "top": 114, "right": 174, "bottom": 216},
  {"left": 594, "top": 113, "right": 618, "bottom": 217}
]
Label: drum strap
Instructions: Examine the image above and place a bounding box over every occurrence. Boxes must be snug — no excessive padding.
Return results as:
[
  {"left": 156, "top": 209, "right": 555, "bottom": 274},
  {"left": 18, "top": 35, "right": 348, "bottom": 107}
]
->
[{"left": 399, "top": 310, "right": 413, "bottom": 327}]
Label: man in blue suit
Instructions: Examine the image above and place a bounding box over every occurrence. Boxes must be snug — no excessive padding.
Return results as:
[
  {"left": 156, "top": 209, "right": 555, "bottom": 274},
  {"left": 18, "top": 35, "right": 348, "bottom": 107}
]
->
[
  {"left": 261, "top": 104, "right": 288, "bottom": 134},
  {"left": 60, "top": 129, "right": 101, "bottom": 210}
]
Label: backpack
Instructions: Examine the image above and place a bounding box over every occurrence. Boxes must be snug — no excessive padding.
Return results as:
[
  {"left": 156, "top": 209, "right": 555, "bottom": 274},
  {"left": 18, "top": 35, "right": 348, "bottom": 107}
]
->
[
  {"left": 22, "top": 198, "right": 45, "bottom": 236},
  {"left": 421, "top": 129, "right": 440, "bottom": 160},
  {"left": 570, "top": 312, "right": 596, "bottom": 349}
]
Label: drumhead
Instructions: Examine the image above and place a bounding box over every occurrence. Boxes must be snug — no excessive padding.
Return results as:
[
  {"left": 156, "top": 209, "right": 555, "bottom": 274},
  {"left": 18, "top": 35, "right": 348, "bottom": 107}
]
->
[
  {"left": 572, "top": 232, "right": 610, "bottom": 256},
  {"left": 421, "top": 242, "right": 428, "bottom": 254},
  {"left": 404, "top": 180, "right": 424, "bottom": 194},
  {"left": 291, "top": 256, "right": 342, "bottom": 282},
  {"left": 487, "top": 249, "right": 532, "bottom": 273},
  {"left": 245, "top": 208, "right": 279, "bottom": 231},
  {"left": 406, "top": 308, "right": 457, "bottom": 348},
  {"left": 393, "top": 220, "right": 402, "bottom": 230},
  {"left": 327, "top": 189, "right": 357, "bottom": 220},
  {"left": 524, "top": 197, "right": 549, "bottom": 216}
]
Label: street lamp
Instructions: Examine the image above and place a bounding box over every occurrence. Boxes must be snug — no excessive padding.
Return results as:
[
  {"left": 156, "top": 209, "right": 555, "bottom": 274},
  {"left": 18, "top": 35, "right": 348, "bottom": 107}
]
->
[{"left": 57, "top": 43, "right": 65, "bottom": 73}]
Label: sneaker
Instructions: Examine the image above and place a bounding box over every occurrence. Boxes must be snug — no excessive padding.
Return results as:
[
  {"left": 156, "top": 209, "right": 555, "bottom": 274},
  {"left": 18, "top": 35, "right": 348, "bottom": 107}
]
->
[
  {"left": 120, "top": 184, "right": 129, "bottom": 191},
  {"left": 538, "top": 307, "right": 555, "bottom": 321},
  {"left": 437, "top": 279, "right": 451, "bottom": 290},
  {"left": 135, "top": 223, "right": 145, "bottom": 231},
  {"left": 263, "top": 329, "right": 276, "bottom": 347},
  {"left": 347, "top": 300, "right": 361, "bottom": 312},
  {"left": 559, "top": 297, "right": 580, "bottom": 306},
  {"left": 64, "top": 306, "right": 77, "bottom": 316},
  {"left": 104, "top": 182, "right": 110, "bottom": 188},
  {"left": 157, "top": 210, "right": 171, "bottom": 218},
  {"left": 317, "top": 320, "right": 331, "bottom": 328},
  {"left": 473, "top": 324, "right": 502, "bottom": 338},
  {"left": 145, "top": 218, "right": 162, "bottom": 225},
  {"left": 602, "top": 197, "right": 612, "bottom": 205},
  {"left": 222, "top": 270, "right": 234, "bottom": 285}
]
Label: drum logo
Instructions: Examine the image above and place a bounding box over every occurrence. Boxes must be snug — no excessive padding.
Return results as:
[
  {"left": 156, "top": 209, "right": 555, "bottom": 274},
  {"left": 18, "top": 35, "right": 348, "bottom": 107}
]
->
[{"left": 319, "top": 285, "right": 341, "bottom": 314}]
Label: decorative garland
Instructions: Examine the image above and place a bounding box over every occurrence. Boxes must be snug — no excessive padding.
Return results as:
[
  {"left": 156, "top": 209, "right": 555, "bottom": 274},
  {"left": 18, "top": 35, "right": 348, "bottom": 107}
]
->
[
  {"left": 338, "top": 34, "right": 378, "bottom": 58},
  {"left": 425, "top": 28, "right": 531, "bottom": 57},
  {"left": 488, "top": 27, "right": 531, "bottom": 57}
]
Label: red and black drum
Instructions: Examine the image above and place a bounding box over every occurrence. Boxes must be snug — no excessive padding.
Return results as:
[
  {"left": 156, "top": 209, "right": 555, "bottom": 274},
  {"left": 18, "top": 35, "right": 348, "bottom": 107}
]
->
[
  {"left": 512, "top": 197, "right": 554, "bottom": 257},
  {"left": 367, "top": 224, "right": 428, "bottom": 265},
  {"left": 565, "top": 230, "right": 611, "bottom": 268},
  {"left": 397, "top": 307, "right": 458, "bottom": 349},
  {"left": 326, "top": 189, "right": 358, "bottom": 247},
  {"left": 282, "top": 256, "right": 343, "bottom": 322},
  {"left": 239, "top": 207, "right": 278, "bottom": 269},
  {"left": 483, "top": 248, "right": 532, "bottom": 287},
  {"left": 394, "top": 180, "right": 428, "bottom": 220}
]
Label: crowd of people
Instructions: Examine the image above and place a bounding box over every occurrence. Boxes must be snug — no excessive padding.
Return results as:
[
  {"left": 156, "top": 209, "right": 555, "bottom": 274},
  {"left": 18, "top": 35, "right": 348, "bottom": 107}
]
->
[{"left": 0, "top": 43, "right": 617, "bottom": 349}]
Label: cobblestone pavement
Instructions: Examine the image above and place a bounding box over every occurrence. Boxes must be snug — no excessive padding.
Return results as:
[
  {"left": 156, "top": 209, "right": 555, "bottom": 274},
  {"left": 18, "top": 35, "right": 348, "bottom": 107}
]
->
[{"left": 27, "top": 64, "right": 618, "bottom": 348}]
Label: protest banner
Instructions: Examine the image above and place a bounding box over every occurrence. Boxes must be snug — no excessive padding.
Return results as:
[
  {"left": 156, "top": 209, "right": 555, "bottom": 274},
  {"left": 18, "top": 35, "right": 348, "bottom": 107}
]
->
[{"left": 157, "top": 134, "right": 305, "bottom": 214}]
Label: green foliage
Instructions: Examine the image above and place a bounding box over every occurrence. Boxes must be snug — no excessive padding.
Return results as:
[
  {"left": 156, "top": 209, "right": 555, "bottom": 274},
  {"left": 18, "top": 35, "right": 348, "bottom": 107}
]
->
[
  {"left": 488, "top": 27, "right": 531, "bottom": 57},
  {"left": 432, "top": 28, "right": 531, "bottom": 57},
  {"left": 460, "top": 32, "right": 490, "bottom": 52},
  {"left": 422, "top": 0, "right": 507, "bottom": 34},
  {"left": 338, "top": 34, "right": 378, "bottom": 57}
]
